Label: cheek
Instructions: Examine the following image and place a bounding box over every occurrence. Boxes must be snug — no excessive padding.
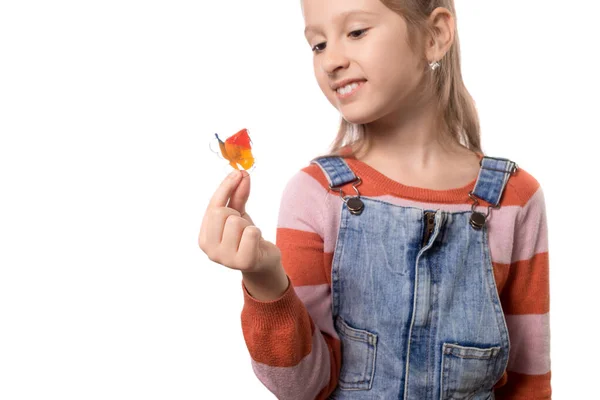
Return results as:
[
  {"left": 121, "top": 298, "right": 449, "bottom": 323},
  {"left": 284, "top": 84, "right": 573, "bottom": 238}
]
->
[{"left": 367, "top": 43, "right": 421, "bottom": 90}]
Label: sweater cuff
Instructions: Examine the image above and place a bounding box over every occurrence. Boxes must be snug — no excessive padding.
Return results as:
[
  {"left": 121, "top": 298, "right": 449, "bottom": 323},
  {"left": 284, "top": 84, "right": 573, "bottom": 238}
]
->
[{"left": 241, "top": 275, "right": 305, "bottom": 329}]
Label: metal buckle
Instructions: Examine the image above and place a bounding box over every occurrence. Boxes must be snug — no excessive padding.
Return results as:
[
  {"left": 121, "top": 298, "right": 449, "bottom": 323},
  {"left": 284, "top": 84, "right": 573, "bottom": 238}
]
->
[
  {"left": 328, "top": 176, "right": 362, "bottom": 191},
  {"left": 468, "top": 190, "right": 501, "bottom": 211},
  {"left": 469, "top": 190, "right": 500, "bottom": 209},
  {"left": 329, "top": 176, "right": 362, "bottom": 199},
  {"left": 329, "top": 177, "right": 364, "bottom": 215}
]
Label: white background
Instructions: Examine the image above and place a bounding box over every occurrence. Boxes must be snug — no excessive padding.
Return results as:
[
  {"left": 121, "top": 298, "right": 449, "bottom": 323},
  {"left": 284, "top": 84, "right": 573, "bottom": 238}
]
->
[{"left": 0, "top": 0, "right": 597, "bottom": 398}]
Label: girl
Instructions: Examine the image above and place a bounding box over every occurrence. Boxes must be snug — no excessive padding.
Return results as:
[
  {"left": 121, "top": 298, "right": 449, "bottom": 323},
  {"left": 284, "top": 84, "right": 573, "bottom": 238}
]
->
[{"left": 199, "top": 0, "right": 551, "bottom": 399}]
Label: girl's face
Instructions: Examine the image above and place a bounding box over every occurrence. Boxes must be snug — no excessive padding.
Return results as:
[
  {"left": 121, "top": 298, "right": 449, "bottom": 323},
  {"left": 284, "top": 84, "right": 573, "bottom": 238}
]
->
[{"left": 303, "top": 0, "right": 427, "bottom": 125}]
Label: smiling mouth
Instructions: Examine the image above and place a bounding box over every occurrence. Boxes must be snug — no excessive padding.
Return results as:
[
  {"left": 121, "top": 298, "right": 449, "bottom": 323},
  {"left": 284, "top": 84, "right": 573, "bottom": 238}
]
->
[{"left": 335, "top": 80, "right": 366, "bottom": 100}]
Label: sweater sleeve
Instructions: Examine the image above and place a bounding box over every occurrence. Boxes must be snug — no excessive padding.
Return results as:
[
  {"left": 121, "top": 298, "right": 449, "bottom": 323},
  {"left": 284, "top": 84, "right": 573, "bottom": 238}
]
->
[
  {"left": 495, "top": 183, "right": 552, "bottom": 399},
  {"left": 240, "top": 168, "right": 341, "bottom": 400}
]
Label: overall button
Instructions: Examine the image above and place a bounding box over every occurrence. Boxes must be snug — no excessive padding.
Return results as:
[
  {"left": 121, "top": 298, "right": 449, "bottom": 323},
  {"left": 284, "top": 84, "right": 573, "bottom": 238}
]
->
[
  {"left": 470, "top": 211, "right": 486, "bottom": 229},
  {"left": 346, "top": 197, "right": 364, "bottom": 215}
]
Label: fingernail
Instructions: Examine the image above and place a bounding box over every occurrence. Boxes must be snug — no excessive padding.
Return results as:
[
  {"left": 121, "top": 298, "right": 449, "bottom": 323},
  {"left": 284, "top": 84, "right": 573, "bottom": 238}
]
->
[{"left": 229, "top": 170, "right": 238, "bottom": 178}]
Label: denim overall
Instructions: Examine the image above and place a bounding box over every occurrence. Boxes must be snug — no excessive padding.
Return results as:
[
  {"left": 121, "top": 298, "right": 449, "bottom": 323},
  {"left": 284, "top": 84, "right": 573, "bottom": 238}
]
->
[{"left": 309, "top": 155, "right": 518, "bottom": 400}]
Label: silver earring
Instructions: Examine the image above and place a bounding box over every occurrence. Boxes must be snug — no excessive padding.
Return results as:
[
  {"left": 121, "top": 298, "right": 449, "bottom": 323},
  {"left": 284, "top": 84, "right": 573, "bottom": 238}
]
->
[{"left": 429, "top": 60, "right": 440, "bottom": 71}]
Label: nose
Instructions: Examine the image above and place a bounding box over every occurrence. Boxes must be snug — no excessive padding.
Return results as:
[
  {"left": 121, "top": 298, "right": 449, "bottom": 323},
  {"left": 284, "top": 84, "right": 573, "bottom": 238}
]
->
[{"left": 320, "top": 41, "right": 350, "bottom": 75}]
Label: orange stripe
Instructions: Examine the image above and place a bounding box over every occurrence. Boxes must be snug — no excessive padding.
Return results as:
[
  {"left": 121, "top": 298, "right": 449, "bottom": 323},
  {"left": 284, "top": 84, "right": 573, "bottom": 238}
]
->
[
  {"left": 500, "top": 252, "right": 550, "bottom": 314},
  {"left": 493, "top": 370, "right": 508, "bottom": 389},
  {"left": 277, "top": 228, "right": 328, "bottom": 286},
  {"left": 494, "top": 370, "right": 552, "bottom": 399},
  {"left": 302, "top": 164, "right": 332, "bottom": 194},
  {"left": 323, "top": 251, "right": 333, "bottom": 286},
  {"left": 492, "top": 261, "right": 511, "bottom": 295},
  {"left": 241, "top": 300, "right": 315, "bottom": 367}
]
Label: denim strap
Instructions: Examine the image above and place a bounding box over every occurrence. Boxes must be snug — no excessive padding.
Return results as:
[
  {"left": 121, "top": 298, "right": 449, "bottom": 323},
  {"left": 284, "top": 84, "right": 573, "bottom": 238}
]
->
[
  {"left": 471, "top": 156, "right": 518, "bottom": 207},
  {"left": 310, "top": 156, "right": 358, "bottom": 189}
]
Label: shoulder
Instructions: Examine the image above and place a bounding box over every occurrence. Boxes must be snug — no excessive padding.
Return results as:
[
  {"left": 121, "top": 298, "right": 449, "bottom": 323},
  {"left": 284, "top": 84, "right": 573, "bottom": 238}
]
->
[
  {"left": 276, "top": 162, "right": 335, "bottom": 237},
  {"left": 281, "top": 162, "right": 332, "bottom": 195},
  {"left": 495, "top": 160, "right": 544, "bottom": 209},
  {"left": 277, "top": 162, "right": 332, "bottom": 217}
]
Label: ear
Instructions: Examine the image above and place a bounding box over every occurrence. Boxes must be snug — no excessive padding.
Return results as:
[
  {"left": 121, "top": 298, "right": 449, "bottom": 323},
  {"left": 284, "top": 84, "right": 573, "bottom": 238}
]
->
[{"left": 424, "top": 7, "right": 455, "bottom": 63}]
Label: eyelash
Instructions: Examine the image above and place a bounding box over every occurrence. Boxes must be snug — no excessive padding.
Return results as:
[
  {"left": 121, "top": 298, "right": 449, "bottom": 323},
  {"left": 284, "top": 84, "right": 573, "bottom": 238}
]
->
[{"left": 311, "top": 29, "right": 369, "bottom": 54}]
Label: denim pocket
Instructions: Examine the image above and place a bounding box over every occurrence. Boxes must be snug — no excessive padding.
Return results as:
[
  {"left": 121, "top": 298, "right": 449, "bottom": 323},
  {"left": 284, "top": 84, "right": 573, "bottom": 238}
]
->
[
  {"left": 440, "top": 342, "right": 501, "bottom": 399},
  {"left": 334, "top": 315, "right": 378, "bottom": 390}
]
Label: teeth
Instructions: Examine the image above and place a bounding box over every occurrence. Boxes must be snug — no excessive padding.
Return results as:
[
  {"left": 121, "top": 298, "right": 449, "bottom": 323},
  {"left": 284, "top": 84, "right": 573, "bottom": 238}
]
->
[{"left": 336, "top": 82, "right": 360, "bottom": 95}]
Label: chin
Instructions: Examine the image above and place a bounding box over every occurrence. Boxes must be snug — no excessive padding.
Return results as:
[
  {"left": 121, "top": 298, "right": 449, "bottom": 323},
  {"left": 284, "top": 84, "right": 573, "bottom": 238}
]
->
[{"left": 339, "top": 106, "right": 379, "bottom": 126}]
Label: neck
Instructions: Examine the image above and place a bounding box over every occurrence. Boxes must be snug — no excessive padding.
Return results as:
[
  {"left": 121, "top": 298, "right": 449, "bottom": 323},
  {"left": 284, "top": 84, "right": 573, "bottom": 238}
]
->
[{"left": 357, "top": 95, "right": 470, "bottom": 171}]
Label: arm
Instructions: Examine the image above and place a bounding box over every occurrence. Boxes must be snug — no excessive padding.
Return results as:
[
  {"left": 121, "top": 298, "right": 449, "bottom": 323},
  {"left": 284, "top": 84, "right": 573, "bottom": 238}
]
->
[
  {"left": 241, "top": 262, "right": 290, "bottom": 301},
  {"left": 240, "top": 169, "right": 341, "bottom": 400},
  {"left": 495, "top": 184, "right": 552, "bottom": 399}
]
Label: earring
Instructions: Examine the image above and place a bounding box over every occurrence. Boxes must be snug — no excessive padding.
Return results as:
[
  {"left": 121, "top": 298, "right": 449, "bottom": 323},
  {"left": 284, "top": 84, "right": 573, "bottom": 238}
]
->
[{"left": 429, "top": 60, "right": 440, "bottom": 71}]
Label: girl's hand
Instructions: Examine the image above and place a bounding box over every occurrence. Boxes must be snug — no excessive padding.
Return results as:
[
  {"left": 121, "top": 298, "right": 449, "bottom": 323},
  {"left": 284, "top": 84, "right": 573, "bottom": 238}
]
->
[{"left": 198, "top": 170, "right": 282, "bottom": 276}]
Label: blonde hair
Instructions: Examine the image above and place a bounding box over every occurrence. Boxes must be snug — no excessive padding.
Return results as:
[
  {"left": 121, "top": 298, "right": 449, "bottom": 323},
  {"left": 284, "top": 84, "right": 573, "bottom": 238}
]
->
[{"left": 314, "top": 0, "right": 481, "bottom": 160}]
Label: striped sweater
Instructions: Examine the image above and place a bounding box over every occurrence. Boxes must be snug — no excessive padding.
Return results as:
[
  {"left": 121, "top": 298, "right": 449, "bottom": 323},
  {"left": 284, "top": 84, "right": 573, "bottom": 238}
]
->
[{"left": 240, "top": 154, "right": 551, "bottom": 399}]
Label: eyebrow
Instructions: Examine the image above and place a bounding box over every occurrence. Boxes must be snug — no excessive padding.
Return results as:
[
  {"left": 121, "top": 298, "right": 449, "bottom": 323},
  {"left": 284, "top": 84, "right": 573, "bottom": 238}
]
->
[{"left": 304, "top": 9, "right": 378, "bottom": 36}]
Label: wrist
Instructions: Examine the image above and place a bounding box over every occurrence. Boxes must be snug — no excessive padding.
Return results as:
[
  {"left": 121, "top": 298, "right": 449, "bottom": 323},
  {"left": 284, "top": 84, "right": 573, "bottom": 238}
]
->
[{"left": 241, "top": 264, "right": 289, "bottom": 301}]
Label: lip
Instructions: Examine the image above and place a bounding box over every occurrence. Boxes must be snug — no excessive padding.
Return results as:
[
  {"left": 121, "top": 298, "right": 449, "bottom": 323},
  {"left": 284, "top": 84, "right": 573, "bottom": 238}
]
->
[
  {"left": 335, "top": 80, "right": 366, "bottom": 100},
  {"left": 331, "top": 78, "right": 366, "bottom": 90}
]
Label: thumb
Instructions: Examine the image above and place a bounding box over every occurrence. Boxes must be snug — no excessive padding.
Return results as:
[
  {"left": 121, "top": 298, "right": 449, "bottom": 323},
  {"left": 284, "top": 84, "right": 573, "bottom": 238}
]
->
[
  {"left": 257, "top": 235, "right": 282, "bottom": 272},
  {"left": 227, "top": 170, "right": 254, "bottom": 225}
]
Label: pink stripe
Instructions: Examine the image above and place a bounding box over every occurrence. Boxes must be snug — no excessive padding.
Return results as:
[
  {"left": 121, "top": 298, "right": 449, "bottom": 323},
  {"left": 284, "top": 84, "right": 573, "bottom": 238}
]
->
[
  {"left": 251, "top": 327, "right": 331, "bottom": 399},
  {"left": 277, "top": 170, "right": 330, "bottom": 240},
  {"left": 295, "top": 284, "right": 338, "bottom": 340},
  {"left": 486, "top": 207, "right": 520, "bottom": 265},
  {"left": 505, "top": 313, "right": 551, "bottom": 374},
  {"left": 276, "top": 170, "right": 342, "bottom": 253},
  {"left": 510, "top": 187, "right": 548, "bottom": 263}
]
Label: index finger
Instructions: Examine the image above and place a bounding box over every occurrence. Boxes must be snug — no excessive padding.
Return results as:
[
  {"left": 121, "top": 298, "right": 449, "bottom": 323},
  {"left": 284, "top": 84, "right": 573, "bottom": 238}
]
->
[{"left": 207, "top": 170, "right": 242, "bottom": 209}]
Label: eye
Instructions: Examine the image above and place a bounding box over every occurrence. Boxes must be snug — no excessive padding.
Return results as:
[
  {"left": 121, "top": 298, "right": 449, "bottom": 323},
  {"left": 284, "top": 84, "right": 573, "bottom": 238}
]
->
[
  {"left": 349, "top": 28, "right": 368, "bottom": 38},
  {"left": 311, "top": 28, "right": 370, "bottom": 54},
  {"left": 311, "top": 42, "right": 326, "bottom": 53}
]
